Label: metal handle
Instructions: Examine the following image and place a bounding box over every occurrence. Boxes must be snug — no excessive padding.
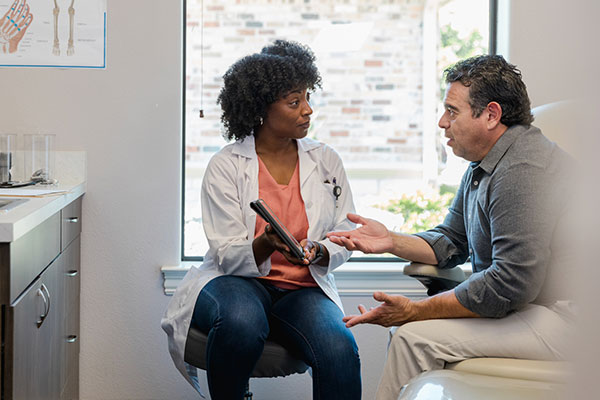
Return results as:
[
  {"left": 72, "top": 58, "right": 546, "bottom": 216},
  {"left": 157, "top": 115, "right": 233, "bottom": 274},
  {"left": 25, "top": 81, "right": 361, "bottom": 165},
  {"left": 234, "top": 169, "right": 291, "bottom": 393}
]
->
[
  {"left": 36, "top": 284, "right": 49, "bottom": 328},
  {"left": 66, "top": 217, "right": 79, "bottom": 223},
  {"left": 66, "top": 270, "right": 79, "bottom": 277},
  {"left": 66, "top": 335, "right": 78, "bottom": 343},
  {"left": 41, "top": 283, "right": 51, "bottom": 319}
]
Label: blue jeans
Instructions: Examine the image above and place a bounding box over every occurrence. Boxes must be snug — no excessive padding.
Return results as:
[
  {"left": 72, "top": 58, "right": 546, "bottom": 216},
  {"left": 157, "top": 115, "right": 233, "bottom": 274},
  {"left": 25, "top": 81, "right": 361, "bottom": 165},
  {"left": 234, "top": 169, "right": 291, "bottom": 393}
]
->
[{"left": 190, "top": 275, "right": 362, "bottom": 400}]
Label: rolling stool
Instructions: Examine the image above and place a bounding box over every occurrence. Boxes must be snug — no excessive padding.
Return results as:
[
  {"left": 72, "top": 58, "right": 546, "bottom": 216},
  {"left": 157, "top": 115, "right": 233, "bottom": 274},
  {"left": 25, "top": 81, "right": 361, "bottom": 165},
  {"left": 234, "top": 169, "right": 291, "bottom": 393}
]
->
[{"left": 184, "top": 325, "right": 309, "bottom": 399}]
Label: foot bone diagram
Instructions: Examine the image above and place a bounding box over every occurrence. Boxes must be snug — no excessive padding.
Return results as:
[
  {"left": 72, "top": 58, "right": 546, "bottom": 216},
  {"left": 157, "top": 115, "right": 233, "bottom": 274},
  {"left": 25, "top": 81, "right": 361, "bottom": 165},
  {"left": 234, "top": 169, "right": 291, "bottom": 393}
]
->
[
  {"left": 52, "top": 0, "right": 74, "bottom": 56},
  {"left": 0, "top": 0, "right": 34, "bottom": 54}
]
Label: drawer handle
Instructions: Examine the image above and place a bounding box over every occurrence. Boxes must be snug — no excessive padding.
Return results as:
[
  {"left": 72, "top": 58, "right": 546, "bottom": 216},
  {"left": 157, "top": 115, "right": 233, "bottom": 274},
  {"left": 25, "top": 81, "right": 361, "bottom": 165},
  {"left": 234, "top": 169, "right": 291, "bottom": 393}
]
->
[
  {"left": 66, "top": 270, "right": 79, "bottom": 277},
  {"left": 36, "top": 284, "right": 51, "bottom": 328},
  {"left": 66, "top": 217, "right": 79, "bottom": 223},
  {"left": 66, "top": 335, "right": 78, "bottom": 343}
]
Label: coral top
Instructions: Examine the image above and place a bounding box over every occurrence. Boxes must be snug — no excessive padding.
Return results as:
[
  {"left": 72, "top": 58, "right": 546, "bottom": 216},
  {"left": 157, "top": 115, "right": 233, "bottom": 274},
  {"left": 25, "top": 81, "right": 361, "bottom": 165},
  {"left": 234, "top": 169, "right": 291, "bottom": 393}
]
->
[{"left": 255, "top": 156, "right": 317, "bottom": 289}]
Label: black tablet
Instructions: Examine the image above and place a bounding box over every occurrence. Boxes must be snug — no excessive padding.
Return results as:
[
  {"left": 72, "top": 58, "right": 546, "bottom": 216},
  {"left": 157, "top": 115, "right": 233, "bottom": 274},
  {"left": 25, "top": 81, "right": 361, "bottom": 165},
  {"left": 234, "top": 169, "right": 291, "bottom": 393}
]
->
[{"left": 250, "top": 199, "right": 306, "bottom": 260}]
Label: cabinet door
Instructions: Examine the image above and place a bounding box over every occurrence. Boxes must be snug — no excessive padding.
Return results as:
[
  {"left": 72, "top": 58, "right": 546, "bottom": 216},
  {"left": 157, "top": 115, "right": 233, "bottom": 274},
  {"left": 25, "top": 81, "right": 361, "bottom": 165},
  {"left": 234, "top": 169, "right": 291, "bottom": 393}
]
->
[{"left": 9, "top": 254, "right": 65, "bottom": 400}]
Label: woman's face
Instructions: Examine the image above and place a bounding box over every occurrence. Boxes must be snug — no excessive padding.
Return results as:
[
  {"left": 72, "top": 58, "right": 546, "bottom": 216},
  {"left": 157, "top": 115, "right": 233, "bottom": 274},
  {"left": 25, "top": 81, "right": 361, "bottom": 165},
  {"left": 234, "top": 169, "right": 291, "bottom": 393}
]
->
[{"left": 263, "top": 88, "right": 313, "bottom": 139}]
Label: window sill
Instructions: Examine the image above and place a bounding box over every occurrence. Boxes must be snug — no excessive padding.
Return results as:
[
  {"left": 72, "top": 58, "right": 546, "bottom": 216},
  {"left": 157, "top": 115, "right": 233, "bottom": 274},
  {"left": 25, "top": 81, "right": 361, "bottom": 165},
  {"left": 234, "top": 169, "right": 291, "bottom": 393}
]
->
[{"left": 161, "top": 262, "right": 471, "bottom": 298}]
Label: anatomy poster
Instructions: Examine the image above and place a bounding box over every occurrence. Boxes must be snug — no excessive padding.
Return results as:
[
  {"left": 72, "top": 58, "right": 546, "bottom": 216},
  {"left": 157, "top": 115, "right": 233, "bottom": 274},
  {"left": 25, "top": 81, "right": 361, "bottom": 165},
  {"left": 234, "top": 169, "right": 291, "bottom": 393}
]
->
[{"left": 0, "top": 0, "right": 106, "bottom": 68}]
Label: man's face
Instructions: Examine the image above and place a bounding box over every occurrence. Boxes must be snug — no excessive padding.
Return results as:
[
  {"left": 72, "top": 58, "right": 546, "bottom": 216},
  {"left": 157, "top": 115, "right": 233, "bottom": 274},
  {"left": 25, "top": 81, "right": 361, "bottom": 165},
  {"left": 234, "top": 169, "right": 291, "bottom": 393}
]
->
[{"left": 438, "top": 82, "right": 490, "bottom": 162}]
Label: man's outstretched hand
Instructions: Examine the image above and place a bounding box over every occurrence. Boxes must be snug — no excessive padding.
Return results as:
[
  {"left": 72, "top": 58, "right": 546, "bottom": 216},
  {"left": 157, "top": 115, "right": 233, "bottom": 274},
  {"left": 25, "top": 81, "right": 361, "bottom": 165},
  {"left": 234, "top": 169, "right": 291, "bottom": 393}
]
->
[
  {"left": 343, "top": 292, "right": 416, "bottom": 328},
  {"left": 327, "top": 213, "right": 393, "bottom": 254}
]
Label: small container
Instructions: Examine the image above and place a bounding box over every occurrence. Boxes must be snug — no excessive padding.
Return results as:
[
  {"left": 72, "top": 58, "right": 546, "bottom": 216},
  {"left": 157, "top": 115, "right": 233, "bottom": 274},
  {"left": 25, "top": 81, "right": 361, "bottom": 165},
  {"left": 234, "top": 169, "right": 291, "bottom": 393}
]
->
[
  {"left": 0, "top": 134, "right": 17, "bottom": 183},
  {"left": 24, "top": 134, "right": 56, "bottom": 184}
]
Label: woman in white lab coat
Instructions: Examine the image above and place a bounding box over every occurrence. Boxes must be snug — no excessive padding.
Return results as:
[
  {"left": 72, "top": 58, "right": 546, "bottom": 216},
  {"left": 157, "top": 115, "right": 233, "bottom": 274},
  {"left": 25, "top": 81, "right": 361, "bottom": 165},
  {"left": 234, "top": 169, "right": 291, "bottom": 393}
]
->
[{"left": 162, "top": 40, "right": 361, "bottom": 399}]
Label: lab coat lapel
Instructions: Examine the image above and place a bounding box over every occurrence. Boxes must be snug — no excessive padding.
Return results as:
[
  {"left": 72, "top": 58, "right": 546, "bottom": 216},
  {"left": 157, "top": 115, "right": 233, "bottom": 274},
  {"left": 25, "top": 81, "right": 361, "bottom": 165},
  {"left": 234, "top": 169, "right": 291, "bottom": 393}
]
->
[
  {"left": 297, "top": 138, "right": 318, "bottom": 188},
  {"left": 232, "top": 136, "right": 259, "bottom": 226},
  {"left": 233, "top": 136, "right": 259, "bottom": 180}
]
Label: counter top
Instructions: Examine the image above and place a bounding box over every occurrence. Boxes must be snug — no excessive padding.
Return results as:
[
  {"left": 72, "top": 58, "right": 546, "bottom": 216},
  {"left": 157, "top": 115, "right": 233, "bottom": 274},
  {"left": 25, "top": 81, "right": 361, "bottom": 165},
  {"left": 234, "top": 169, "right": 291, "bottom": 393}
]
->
[{"left": 0, "top": 181, "right": 86, "bottom": 242}]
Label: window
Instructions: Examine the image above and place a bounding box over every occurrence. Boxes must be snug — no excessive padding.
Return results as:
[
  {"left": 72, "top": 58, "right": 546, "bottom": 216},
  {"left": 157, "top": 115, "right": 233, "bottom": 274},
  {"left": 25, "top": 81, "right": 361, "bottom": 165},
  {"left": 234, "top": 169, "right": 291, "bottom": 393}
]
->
[{"left": 183, "top": 0, "right": 494, "bottom": 261}]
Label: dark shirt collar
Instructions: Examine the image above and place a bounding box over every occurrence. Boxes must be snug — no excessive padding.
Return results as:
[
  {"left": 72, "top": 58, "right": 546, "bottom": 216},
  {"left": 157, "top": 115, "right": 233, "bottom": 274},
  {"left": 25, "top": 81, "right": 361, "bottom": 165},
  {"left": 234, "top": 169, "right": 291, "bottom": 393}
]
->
[{"left": 477, "top": 125, "right": 528, "bottom": 174}]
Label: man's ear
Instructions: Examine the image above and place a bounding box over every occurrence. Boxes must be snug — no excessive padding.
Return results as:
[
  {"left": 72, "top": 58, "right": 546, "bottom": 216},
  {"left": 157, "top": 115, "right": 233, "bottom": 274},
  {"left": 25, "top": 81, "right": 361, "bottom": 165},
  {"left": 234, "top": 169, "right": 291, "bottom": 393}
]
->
[{"left": 486, "top": 101, "right": 503, "bottom": 129}]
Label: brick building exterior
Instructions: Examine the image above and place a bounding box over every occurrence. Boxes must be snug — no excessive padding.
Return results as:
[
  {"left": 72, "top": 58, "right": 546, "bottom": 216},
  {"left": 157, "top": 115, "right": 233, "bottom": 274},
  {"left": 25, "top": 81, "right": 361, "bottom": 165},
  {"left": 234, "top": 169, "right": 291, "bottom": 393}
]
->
[{"left": 183, "top": 0, "right": 488, "bottom": 256}]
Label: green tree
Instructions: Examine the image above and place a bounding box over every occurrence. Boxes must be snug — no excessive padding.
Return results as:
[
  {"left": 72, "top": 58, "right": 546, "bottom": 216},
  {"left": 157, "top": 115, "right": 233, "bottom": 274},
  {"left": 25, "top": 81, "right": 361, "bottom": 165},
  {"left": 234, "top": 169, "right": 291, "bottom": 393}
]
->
[
  {"left": 441, "top": 25, "right": 484, "bottom": 59},
  {"left": 375, "top": 186, "right": 457, "bottom": 234},
  {"left": 439, "top": 25, "right": 486, "bottom": 100}
]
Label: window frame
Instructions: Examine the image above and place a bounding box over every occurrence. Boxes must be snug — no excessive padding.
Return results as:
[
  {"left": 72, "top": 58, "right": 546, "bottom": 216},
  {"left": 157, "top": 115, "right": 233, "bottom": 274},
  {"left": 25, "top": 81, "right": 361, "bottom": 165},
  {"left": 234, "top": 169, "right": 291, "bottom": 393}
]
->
[{"left": 180, "top": 0, "right": 498, "bottom": 263}]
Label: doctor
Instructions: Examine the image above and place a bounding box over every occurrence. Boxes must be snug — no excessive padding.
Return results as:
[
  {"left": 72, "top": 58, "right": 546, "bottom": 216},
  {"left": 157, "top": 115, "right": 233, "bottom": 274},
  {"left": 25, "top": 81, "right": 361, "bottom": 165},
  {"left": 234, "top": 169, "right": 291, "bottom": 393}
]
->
[{"left": 162, "top": 40, "right": 361, "bottom": 400}]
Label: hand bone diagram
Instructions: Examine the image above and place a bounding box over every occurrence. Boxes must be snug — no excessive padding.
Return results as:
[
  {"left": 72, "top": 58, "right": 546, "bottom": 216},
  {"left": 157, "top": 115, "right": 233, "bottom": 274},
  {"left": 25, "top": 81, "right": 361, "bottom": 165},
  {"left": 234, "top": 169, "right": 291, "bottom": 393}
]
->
[
  {"left": 0, "top": 0, "right": 76, "bottom": 55},
  {"left": 0, "top": 0, "right": 33, "bottom": 54}
]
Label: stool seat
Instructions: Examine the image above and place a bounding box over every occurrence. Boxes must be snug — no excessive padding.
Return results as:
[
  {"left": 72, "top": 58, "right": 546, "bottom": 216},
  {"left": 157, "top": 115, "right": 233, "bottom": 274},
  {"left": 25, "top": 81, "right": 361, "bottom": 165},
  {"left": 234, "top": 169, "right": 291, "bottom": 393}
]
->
[{"left": 184, "top": 326, "right": 309, "bottom": 378}]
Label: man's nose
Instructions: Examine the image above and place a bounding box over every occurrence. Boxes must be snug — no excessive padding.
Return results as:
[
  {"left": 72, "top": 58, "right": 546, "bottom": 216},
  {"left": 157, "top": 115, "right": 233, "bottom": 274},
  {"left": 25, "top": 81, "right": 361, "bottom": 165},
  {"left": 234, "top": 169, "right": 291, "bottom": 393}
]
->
[{"left": 438, "top": 113, "right": 449, "bottom": 129}]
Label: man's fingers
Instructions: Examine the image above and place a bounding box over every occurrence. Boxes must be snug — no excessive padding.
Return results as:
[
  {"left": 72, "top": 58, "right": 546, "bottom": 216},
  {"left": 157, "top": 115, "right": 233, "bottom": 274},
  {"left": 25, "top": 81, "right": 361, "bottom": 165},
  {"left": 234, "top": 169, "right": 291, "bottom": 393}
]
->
[
  {"left": 345, "top": 315, "right": 364, "bottom": 328},
  {"left": 333, "top": 236, "right": 356, "bottom": 251},
  {"left": 345, "top": 311, "right": 374, "bottom": 328},
  {"left": 357, "top": 304, "right": 367, "bottom": 314},
  {"left": 346, "top": 213, "right": 369, "bottom": 226},
  {"left": 328, "top": 235, "right": 357, "bottom": 251},
  {"left": 373, "top": 291, "right": 393, "bottom": 304},
  {"left": 326, "top": 230, "right": 352, "bottom": 239},
  {"left": 327, "top": 235, "right": 342, "bottom": 246},
  {"left": 342, "top": 315, "right": 356, "bottom": 323}
]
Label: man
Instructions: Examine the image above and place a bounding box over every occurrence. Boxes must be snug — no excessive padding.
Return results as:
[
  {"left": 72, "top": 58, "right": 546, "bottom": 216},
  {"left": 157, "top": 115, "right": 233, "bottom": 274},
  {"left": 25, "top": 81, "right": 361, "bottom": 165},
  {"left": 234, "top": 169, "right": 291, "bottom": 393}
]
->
[{"left": 328, "top": 55, "right": 574, "bottom": 400}]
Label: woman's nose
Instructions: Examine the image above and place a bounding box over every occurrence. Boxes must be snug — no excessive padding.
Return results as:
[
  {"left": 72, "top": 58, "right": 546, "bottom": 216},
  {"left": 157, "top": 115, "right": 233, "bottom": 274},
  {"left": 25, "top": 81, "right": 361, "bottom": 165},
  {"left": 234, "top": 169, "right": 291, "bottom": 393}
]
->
[{"left": 302, "top": 100, "right": 313, "bottom": 116}]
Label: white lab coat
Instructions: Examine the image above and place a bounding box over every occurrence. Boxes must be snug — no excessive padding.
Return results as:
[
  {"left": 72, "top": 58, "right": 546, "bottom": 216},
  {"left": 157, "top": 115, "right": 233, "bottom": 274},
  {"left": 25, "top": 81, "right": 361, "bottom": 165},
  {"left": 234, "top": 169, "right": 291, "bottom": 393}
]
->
[{"left": 161, "top": 136, "right": 356, "bottom": 389}]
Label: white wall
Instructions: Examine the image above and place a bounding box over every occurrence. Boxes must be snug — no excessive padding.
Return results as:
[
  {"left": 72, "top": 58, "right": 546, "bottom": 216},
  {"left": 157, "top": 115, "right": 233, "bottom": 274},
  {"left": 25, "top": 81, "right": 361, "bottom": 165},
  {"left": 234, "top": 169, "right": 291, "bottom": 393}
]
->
[
  {"left": 502, "top": 2, "right": 600, "bottom": 399},
  {"left": 1, "top": 0, "right": 598, "bottom": 399},
  {"left": 2, "top": 1, "right": 186, "bottom": 399},
  {"left": 501, "top": 0, "right": 599, "bottom": 106}
]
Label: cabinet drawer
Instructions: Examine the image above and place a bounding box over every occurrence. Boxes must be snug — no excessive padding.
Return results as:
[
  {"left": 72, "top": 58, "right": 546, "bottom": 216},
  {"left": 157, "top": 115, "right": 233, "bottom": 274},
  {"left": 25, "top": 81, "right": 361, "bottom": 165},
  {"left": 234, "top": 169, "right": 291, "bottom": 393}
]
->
[
  {"left": 61, "top": 197, "right": 82, "bottom": 252},
  {"left": 9, "top": 212, "right": 60, "bottom": 304}
]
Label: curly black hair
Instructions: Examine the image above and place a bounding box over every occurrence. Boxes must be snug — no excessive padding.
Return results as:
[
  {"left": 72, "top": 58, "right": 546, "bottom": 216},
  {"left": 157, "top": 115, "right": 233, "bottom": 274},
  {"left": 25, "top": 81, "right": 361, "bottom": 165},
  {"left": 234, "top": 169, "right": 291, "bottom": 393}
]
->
[
  {"left": 217, "top": 40, "right": 322, "bottom": 141},
  {"left": 444, "top": 55, "right": 534, "bottom": 127}
]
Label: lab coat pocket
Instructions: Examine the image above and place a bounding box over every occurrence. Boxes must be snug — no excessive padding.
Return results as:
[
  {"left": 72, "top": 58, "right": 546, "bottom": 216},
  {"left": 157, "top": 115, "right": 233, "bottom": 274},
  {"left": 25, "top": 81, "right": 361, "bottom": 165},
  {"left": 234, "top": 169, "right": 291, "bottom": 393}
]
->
[{"left": 318, "top": 182, "right": 337, "bottom": 231}]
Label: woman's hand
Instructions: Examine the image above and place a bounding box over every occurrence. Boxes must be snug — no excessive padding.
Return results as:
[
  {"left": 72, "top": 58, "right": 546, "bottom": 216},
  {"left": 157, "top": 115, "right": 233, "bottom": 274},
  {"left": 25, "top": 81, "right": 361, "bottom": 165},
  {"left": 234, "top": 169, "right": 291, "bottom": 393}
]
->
[
  {"left": 301, "top": 239, "right": 329, "bottom": 266},
  {"left": 263, "top": 224, "right": 309, "bottom": 265}
]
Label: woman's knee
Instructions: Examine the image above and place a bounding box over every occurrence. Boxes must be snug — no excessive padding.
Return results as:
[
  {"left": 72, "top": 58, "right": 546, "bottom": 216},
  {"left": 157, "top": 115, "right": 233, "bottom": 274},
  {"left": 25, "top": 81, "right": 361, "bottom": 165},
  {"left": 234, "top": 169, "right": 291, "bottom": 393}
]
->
[
  {"left": 197, "top": 277, "right": 271, "bottom": 339},
  {"left": 312, "top": 327, "right": 360, "bottom": 369},
  {"left": 217, "top": 307, "right": 269, "bottom": 337}
]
